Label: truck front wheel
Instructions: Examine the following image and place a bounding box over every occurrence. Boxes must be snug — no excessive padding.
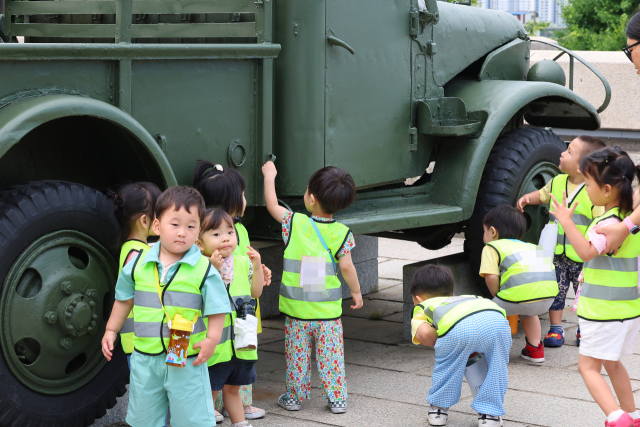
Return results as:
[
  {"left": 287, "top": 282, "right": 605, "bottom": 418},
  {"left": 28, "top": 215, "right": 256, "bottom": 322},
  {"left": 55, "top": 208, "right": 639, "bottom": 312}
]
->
[
  {"left": 464, "top": 127, "right": 564, "bottom": 292},
  {"left": 0, "top": 181, "right": 128, "bottom": 427}
]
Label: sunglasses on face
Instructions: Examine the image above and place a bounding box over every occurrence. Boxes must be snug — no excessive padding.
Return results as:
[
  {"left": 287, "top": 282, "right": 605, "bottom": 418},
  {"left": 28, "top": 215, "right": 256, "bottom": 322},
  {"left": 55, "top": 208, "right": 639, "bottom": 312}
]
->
[{"left": 623, "top": 40, "right": 640, "bottom": 61}]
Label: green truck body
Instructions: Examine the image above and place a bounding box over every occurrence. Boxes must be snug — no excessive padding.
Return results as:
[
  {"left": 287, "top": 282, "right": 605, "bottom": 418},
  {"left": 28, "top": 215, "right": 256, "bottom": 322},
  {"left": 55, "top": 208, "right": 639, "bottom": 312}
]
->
[{"left": 0, "top": 0, "right": 609, "bottom": 425}]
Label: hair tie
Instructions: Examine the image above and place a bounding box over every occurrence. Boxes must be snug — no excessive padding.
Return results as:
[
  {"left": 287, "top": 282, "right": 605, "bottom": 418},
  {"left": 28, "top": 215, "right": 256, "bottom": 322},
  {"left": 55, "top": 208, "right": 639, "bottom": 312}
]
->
[{"left": 214, "top": 164, "right": 223, "bottom": 172}]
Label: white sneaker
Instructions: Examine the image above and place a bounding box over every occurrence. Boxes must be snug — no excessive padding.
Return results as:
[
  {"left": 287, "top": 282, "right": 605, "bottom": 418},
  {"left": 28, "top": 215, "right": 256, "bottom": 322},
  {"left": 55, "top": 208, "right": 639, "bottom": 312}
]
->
[
  {"left": 428, "top": 406, "right": 448, "bottom": 426},
  {"left": 478, "top": 414, "right": 503, "bottom": 426},
  {"left": 214, "top": 410, "right": 223, "bottom": 423}
]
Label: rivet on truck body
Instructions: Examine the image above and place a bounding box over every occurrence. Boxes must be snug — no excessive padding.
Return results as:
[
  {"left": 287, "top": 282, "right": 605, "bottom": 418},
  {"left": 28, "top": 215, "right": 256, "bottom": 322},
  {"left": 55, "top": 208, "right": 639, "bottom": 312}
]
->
[{"left": 44, "top": 311, "right": 58, "bottom": 324}]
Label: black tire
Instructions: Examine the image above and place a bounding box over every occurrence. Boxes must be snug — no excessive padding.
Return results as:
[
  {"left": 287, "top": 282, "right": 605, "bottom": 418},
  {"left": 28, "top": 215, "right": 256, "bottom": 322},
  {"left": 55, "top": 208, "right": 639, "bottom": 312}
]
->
[
  {"left": 0, "top": 181, "right": 128, "bottom": 427},
  {"left": 464, "top": 128, "right": 565, "bottom": 293}
]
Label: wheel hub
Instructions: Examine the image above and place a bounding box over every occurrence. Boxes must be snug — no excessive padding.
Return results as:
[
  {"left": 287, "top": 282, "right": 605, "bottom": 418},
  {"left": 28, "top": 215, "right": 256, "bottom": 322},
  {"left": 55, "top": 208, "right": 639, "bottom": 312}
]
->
[{"left": 56, "top": 291, "right": 98, "bottom": 338}]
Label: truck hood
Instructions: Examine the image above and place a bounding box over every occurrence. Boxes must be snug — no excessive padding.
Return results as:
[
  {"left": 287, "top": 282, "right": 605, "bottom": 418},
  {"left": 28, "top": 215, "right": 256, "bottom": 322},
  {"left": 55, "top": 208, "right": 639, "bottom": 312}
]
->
[{"left": 433, "top": 2, "right": 525, "bottom": 87}]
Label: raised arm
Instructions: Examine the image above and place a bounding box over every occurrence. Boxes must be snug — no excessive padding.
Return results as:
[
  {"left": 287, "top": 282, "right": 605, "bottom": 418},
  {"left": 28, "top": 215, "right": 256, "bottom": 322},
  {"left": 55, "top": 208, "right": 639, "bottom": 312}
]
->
[{"left": 262, "top": 161, "right": 287, "bottom": 223}]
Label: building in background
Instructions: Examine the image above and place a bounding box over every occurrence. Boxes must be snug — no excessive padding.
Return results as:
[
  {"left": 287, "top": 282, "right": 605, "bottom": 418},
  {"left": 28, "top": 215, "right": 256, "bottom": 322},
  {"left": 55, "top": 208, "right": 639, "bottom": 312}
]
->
[{"left": 479, "top": 0, "right": 565, "bottom": 27}]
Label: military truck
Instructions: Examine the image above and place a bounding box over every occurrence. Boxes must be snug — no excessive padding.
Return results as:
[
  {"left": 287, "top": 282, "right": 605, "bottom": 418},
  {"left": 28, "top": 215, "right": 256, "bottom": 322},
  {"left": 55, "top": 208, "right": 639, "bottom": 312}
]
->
[{"left": 0, "top": 0, "right": 609, "bottom": 424}]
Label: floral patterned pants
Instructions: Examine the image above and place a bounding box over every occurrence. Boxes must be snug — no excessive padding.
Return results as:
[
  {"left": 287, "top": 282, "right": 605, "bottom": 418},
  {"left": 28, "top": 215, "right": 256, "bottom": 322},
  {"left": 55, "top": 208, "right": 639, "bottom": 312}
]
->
[
  {"left": 214, "top": 384, "right": 252, "bottom": 410},
  {"left": 284, "top": 317, "right": 347, "bottom": 402}
]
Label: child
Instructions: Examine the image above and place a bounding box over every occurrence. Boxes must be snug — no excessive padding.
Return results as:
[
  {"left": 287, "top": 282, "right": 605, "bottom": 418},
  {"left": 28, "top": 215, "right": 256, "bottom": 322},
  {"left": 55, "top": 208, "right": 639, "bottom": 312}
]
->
[
  {"left": 550, "top": 147, "right": 640, "bottom": 427},
  {"left": 111, "top": 182, "right": 161, "bottom": 360},
  {"left": 411, "top": 265, "right": 511, "bottom": 427},
  {"left": 194, "top": 160, "right": 272, "bottom": 421},
  {"left": 196, "top": 208, "right": 264, "bottom": 427},
  {"left": 517, "top": 136, "right": 606, "bottom": 347},
  {"left": 101, "top": 186, "right": 232, "bottom": 427},
  {"left": 480, "top": 204, "right": 559, "bottom": 363},
  {"left": 262, "top": 161, "right": 363, "bottom": 413}
]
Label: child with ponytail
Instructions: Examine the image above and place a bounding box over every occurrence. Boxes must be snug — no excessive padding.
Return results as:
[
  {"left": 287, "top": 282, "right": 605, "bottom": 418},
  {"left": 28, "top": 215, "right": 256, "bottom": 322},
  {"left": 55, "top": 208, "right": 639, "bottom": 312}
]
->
[
  {"left": 551, "top": 147, "right": 640, "bottom": 427},
  {"left": 194, "top": 161, "right": 272, "bottom": 422}
]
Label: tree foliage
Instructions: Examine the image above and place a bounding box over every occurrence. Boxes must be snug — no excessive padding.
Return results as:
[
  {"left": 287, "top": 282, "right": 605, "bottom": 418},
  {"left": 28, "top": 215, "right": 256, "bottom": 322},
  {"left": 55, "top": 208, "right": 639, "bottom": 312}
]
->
[
  {"left": 557, "top": 0, "right": 640, "bottom": 50},
  {"left": 525, "top": 20, "right": 550, "bottom": 36}
]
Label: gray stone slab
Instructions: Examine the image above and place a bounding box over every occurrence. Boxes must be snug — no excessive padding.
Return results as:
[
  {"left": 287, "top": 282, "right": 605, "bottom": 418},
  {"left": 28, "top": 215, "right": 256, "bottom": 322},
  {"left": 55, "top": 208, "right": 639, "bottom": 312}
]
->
[
  {"left": 367, "top": 282, "right": 403, "bottom": 302},
  {"left": 341, "top": 298, "right": 403, "bottom": 320},
  {"left": 568, "top": 353, "right": 640, "bottom": 381},
  {"left": 256, "top": 349, "right": 287, "bottom": 375},
  {"left": 261, "top": 317, "right": 286, "bottom": 330},
  {"left": 383, "top": 311, "right": 403, "bottom": 323},
  {"left": 378, "top": 259, "right": 406, "bottom": 280},
  {"left": 341, "top": 315, "right": 405, "bottom": 345},
  {"left": 258, "top": 325, "right": 285, "bottom": 345},
  {"left": 245, "top": 413, "right": 338, "bottom": 427},
  {"left": 378, "top": 278, "right": 402, "bottom": 291}
]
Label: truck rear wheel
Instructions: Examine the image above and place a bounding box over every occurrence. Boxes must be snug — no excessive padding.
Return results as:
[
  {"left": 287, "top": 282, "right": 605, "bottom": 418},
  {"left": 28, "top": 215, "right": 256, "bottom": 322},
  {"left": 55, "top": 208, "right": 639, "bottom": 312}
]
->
[
  {"left": 0, "top": 181, "right": 128, "bottom": 427},
  {"left": 464, "top": 127, "right": 564, "bottom": 292}
]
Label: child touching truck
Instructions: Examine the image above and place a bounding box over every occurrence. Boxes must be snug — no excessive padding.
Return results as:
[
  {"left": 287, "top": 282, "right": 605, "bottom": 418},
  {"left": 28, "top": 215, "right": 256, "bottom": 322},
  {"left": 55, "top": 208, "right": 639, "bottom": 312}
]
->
[
  {"left": 262, "top": 161, "right": 363, "bottom": 414},
  {"left": 517, "top": 136, "right": 606, "bottom": 347},
  {"left": 411, "top": 264, "right": 511, "bottom": 427}
]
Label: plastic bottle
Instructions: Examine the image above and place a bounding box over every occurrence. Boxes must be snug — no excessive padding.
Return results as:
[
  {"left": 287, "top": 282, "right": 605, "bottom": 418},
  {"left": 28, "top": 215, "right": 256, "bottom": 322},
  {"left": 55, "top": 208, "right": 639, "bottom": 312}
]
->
[{"left": 464, "top": 353, "right": 488, "bottom": 397}]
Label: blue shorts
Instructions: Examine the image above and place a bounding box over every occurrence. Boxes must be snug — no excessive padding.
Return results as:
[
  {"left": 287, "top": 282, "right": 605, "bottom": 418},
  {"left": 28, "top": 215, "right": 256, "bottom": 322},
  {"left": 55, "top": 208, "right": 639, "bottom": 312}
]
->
[{"left": 208, "top": 356, "right": 256, "bottom": 391}]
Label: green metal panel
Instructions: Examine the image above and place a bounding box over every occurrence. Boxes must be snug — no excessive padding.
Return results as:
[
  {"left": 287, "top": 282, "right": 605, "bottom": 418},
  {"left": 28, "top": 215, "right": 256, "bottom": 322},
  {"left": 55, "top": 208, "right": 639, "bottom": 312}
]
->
[
  {"left": 478, "top": 38, "right": 530, "bottom": 81},
  {"left": 324, "top": 0, "right": 414, "bottom": 188},
  {"left": 428, "top": 79, "right": 599, "bottom": 219}
]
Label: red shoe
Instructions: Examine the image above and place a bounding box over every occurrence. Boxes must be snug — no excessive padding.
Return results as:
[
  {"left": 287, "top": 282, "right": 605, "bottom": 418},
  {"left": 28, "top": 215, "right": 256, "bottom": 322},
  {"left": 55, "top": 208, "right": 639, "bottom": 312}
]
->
[
  {"left": 605, "top": 413, "right": 634, "bottom": 427},
  {"left": 520, "top": 342, "right": 544, "bottom": 363}
]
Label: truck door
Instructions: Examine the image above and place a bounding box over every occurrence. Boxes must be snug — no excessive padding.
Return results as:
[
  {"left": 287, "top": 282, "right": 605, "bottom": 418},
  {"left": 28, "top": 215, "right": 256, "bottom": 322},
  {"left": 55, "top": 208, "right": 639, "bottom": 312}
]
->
[{"left": 324, "top": 0, "right": 414, "bottom": 188}]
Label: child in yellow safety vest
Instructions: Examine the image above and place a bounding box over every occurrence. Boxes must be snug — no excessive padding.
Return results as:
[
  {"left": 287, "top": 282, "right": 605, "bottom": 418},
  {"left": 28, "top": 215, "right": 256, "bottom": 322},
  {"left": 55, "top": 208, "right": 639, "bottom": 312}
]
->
[
  {"left": 480, "top": 205, "right": 558, "bottom": 363},
  {"left": 517, "top": 135, "right": 606, "bottom": 348},
  {"left": 411, "top": 264, "right": 511, "bottom": 427},
  {"left": 550, "top": 147, "right": 640, "bottom": 427},
  {"left": 262, "top": 161, "right": 363, "bottom": 414},
  {"left": 111, "top": 182, "right": 161, "bottom": 366},
  {"left": 101, "top": 186, "right": 232, "bottom": 427},
  {"left": 196, "top": 208, "right": 265, "bottom": 427},
  {"left": 193, "top": 160, "right": 272, "bottom": 422}
]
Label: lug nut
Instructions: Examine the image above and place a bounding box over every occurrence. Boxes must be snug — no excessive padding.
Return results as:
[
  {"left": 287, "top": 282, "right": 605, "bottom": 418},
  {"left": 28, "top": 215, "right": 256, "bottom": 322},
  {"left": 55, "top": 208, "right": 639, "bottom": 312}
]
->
[
  {"left": 61, "top": 281, "right": 73, "bottom": 295},
  {"left": 65, "top": 312, "right": 72, "bottom": 318},
  {"left": 59, "top": 338, "right": 72, "bottom": 349},
  {"left": 44, "top": 311, "right": 58, "bottom": 324},
  {"left": 66, "top": 324, "right": 74, "bottom": 331},
  {"left": 86, "top": 289, "right": 98, "bottom": 300},
  {"left": 90, "top": 321, "right": 96, "bottom": 327},
  {"left": 89, "top": 301, "right": 96, "bottom": 307},
  {"left": 87, "top": 326, "right": 94, "bottom": 333},
  {"left": 92, "top": 314, "right": 98, "bottom": 320},
  {"left": 70, "top": 301, "right": 77, "bottom": 308}
]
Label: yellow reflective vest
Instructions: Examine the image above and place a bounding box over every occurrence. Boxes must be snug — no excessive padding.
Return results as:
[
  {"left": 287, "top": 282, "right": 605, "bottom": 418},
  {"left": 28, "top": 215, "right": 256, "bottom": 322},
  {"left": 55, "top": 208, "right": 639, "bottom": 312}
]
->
[
  {"left": 207, "top": 254, "right": 257, "bottom": 366},
  {"left": 118, "top": 239, "right": 149, "bottom": 355},
  {"left": 486, "top": 239, "right": 558, "bottom": 303},
  {"left": 413, "top": 296, "right": 506, "bottom": 337},
  {"left": 131, "top": 249, "right": 211, "bottom": 356},
  {"left": 549, "top": 174, "right": 596, "bottom": 262},
  {"left": 578, "top": 208, "right": 640, "bottom": 322},
  {"left": 280, "top": 214, "right": 349, "bottom": 320}
]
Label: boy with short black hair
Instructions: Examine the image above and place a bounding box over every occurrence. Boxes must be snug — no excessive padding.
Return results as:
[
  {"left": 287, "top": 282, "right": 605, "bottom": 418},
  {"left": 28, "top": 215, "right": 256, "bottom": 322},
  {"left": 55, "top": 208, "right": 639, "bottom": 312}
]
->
[
  {"left": 102, "top": 186, "right": 232, "bottom": 427},
  {"left": 411, "top": 265, "right": 511, "bottom": 427},
  {"left": 481, "top": 204, "right": 558, "bottom": 363},
  {"left": 517, "top": 135, "right": 606, "bottom": 347}
]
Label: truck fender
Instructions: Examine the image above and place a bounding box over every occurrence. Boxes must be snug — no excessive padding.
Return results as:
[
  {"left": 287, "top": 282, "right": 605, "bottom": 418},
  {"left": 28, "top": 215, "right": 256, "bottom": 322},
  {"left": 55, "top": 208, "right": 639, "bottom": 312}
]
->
[
  {"left": 429, "top": 79, "right": 600, "bottom": 219},
  {"left": 0, "top": 94, "right": 177, "bottom": 187}
]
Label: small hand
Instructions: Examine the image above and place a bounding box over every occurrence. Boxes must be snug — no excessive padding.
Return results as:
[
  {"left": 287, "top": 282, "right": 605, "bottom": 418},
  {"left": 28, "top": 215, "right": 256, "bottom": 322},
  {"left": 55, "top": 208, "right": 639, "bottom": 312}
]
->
[
  {"left": 192, "top": 337, "right": 216, "bottom": 366},
  {"left": 350, "top": 291, "right": 363, "bottom": 309},
  {"left": 262, "top": 264, "right": 272, "bottom": 287},
  {"left": 246, "top": 246, "right": 262, "bottom": 268},
  {"left": 209, "top": 249, "right": 224, "bottom": 271},
  {"left": 262, "top": 161, "right": 278, "bottom": 181},
  {"left": 516, "top": 195, "right": 530, "bottom": 213},
  {"left": 550, "top": 191, "right": 578, "bottom": 225},
  {"left": 101, "top": 330, "right": 117, "bottom": 361}
]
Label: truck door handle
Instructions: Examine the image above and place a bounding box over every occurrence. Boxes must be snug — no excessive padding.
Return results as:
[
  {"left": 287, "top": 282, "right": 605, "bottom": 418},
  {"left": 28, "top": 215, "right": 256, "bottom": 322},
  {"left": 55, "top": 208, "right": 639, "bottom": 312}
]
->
[{"left": 327, "top": 36, "right": 355, "bottom": 55}]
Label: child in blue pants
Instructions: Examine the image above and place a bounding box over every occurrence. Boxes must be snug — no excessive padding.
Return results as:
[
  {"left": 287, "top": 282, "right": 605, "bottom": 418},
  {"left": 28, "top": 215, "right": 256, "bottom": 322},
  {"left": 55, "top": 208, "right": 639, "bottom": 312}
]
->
[{"left": 411, "top": 265, "right": 511, "bottom": 427}]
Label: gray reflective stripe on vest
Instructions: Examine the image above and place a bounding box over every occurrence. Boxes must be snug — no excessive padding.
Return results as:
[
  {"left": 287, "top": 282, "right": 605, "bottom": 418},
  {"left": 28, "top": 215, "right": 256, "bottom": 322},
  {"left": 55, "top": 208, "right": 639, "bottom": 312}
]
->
[
  {"left": 501, "top": 271, "right": 557, "bottom": 290},
  {"left": 135, "top": 317, "right": 206, "bottom": 338},
  {"left": 581, "top": 282, "right": 640, "bottom": 301},
  {"left": 283, "top": 258, "right": 336, "bottom": 276},
  {"left": 585, "top": 257, "right": 638, "bottom": 272},
  {"left": 133, "top": 290, "right": 202, "bottom": 310},
  {"left": 500, "top": 253, "right": 523, "bottom": 274},
  {"left": 280, "top": 284, "right": 342, "bottom": 302},
  {"left": 431, "top": 297, "right": 478, "bottom": 330},
  {"left": 218, "top": 324, "right": 233, "bottom": 345},
  {"left": 120, "top": 317, "right": 135, "bottom": 334},
  {"left": 550, "top": 212, "right": 590, "bottom": 226},
  {"left": 230, "top": 295, "right": 252, "bottom": 308},
  {"left": 162, "top": 317, "right": 207, "bottom": 336},
  {"left": 557, "top": 233, "right": 565, "bottom": 245}
]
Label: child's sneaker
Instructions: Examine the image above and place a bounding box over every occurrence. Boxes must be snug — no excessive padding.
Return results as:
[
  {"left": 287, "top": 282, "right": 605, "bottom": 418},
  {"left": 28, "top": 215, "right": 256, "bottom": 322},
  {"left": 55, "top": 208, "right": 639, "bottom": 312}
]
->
[
  {"left": 478, "top": 414, "right": 503, "bottom": 426},
  {"left": 543, "top": 327, "right": 565, "bottom": 347},
  {"left": 214, "top": 410, "right": 223, "bottom": 423},
  {"left": 520, "top": 342, "right": 545, "bottom": 363},
  {"left": 428, "top": 406, "right": 448, "bottom": 426},
  {"left": 605, "top": 412, "right": 634, "bottom": 427},
  {"left": 327, "top": 400, "right": 347, "bottom": 414},
  {"left": 576, "top": 327, "right": 581, "bottom": 346},
  {"left": 278, "top": 394, "right": 301, "bottom": 411},
  {"left": 222, "top": 406, "right": 266, "bottom": 420}
]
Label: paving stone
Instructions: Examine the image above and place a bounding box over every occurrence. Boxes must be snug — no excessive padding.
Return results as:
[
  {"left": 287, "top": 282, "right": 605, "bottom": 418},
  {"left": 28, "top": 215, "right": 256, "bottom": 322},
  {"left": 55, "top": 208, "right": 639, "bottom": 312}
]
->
[
  {"left": 378, "top": 259, "right": 406, "bottom": 280},
  {"left": 367, "top": 283, "right": 403, "bottom": 302},
  {"left": 568, "top": 353, "right": 640, "bottom": 381},
  {"left": 256, "top": 349, "right": 287, "bottom": 375},
  {"left": 243, "top": 413, "right": 337, "bottom": 427},
  {"left": 378, "top": 278, "right": 403, "bottom": 291},
  {"left": 258, "top": 325, "right": 285, "bottom": 345},
  {"left": 383, "top": 311, "right": 404, "bottom": 323},
  {"left": 341, "top": 298, "right": 403, "bottom": 320},
  {"left": 341, "top": 315, "right": 405, "bottom": 345},
  {"left": 378, "top": 237, "right": 464, "bottom": 261}
]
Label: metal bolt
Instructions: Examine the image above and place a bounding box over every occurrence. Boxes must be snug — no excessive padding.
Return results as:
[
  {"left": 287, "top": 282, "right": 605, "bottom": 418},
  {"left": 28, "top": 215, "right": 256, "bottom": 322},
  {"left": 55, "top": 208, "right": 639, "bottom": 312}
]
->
[
  {"left": 65, "top": 312, "right": 72, "bottom": 319},
  {"left": 86, "top": 289, "right": 98, "bottom": 300},
  {"left": 61, "top": 281, "right": 73, "bottom": 295},
  {"left": 70, "top": 301, "right": 77, "bottom": 308},
  {"left": 87, "top": 327, "right": 94, "bottom": 333},
  {"left": 66, "top": 324, "right": 74, "bottom": 331},
  {"left": 92, "top": 314, "right": 98, "bottom": 320},
  {"left": 44, "top": 311, "right": 58, "bottom": 324},
  {"left": 90, "top": 321, "right": 96, "bottom": 327},
  {"left": 89, "top": 301, "right": 96, "bottom": 308},
  {"left": 59, "top": 338, "right": 72, "bottom": 349},
  {"left": 67, "top": 306, "right": 74, "bottom": 312}
]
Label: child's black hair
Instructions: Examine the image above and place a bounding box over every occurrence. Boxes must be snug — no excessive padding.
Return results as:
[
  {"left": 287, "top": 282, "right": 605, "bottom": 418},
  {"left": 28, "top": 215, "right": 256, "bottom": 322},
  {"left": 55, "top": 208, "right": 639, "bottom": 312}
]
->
[
  {"left": 307, "top": 166, "right": 356, "bottom": 214},
  {"left": 201, "top": 207, "right": 236, "bottom": 235},
  {"left": 155, "top": 186, "right": 206, "bottom": 223},
  {"left": 111, "top": 182, "right": 161, "bottom": 248},
  {"left": 483, "top": 204, "right": 527, "bottom": 240},
  {"left": 576, "top": 135, "right": 606, "bottom": 158},
  {"left": 193, "top": 160, "right": 246, "bottom": 219},
  {"left": 580, "top": 146, "right": 640, "bottom": 215},
  {"left": 627, "top": 12, "right": 640, "bottom": 40},
  {"left": 410, "top": 264, "right": 455, "bottom": 299}
]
